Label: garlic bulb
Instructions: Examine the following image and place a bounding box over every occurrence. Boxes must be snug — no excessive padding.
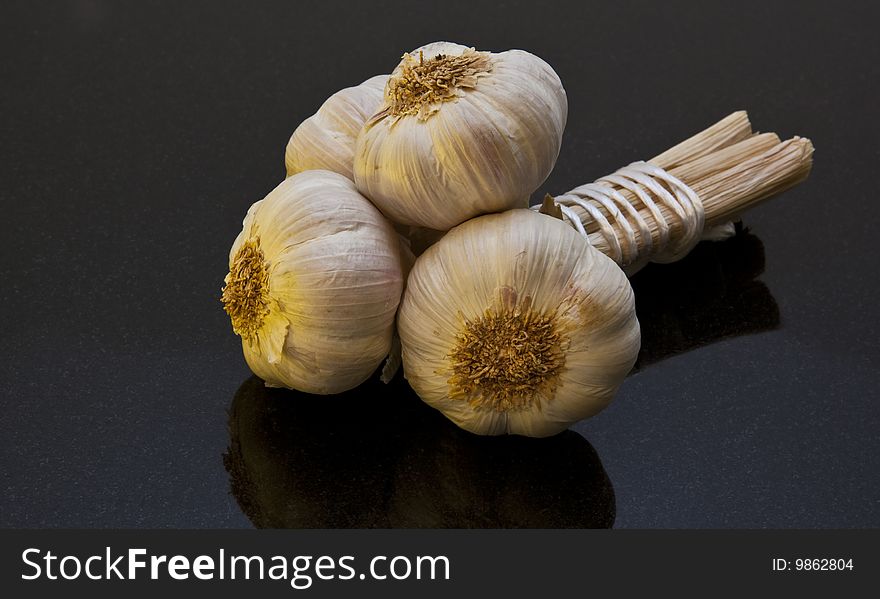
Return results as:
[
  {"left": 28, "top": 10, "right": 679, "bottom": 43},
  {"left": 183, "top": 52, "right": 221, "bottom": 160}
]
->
[
  {"left": 285, "top": 75, "right": 388, "bottom": 180},
  {"left": 222, "top": 170, "right": 404, "bottom": 394},
  {"left": 354, "top": 41, "right": 567, "bottom": 231},
  {"left": 398, "top": 209, "right": 640, "bottom": 437}
]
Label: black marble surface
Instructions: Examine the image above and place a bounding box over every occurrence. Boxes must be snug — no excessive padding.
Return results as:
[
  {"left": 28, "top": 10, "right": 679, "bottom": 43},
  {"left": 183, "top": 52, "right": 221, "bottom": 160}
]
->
[{"left": 1, "top": 0, "right": 877, "bottom": 528}]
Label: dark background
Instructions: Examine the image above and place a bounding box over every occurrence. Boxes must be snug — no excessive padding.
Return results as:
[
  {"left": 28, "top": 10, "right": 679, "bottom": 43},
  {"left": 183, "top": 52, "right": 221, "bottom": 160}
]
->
[{"left": 1, "top": 0, "right": 877, "bottom": 528}]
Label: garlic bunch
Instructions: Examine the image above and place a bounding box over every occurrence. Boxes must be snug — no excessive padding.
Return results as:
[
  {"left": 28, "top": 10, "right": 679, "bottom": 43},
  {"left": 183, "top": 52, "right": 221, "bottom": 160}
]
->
[
  {"left": 222, "top": 170, "right": 404, "bottom": 394},
  {"left": 285, "top": 75, "right": 388, "bottom": 180},
  {"left": 398, "top": 209, "right": 640, "bottom": 437},
  {"left": 354, "top": 41, "right": 568, "bottom": 231}
]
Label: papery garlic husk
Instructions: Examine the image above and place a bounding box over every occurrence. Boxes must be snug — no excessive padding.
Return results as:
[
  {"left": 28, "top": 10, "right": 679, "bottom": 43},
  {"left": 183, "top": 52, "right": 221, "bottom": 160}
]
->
[
  {"left": 285, "top": 75, "right": 388, "bottom": 180},
  {"left": 398, "top": 210, "right": 640, "bottom": 437},
  {"left": 222, "top": 170, "right": 404, "bottom": 394},
  {"left": 354, "top": 41, "right": 568, "bottom": 231}
]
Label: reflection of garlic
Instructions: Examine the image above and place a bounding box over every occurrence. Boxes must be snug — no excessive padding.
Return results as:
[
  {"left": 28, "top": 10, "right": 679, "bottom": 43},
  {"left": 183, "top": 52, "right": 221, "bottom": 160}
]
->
[
  {"left": 222, "top": 170, "right": 404, "bottom": 394},
  {"left": 398, "top": 209, "right": 639, "bottom": 437},
  {"left": 354, "top": 42, "right": 567, "bottom": 231},
  {"left": 285, "top": 75, "right": 388, "bottom": 180}
]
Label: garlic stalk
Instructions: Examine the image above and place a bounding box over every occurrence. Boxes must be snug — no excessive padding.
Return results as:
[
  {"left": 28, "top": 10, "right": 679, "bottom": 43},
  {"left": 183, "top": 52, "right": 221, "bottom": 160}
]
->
[
  {"left": 222, "top": 170, "right": 405, "bottom": 394},
  {"left": 354, "top": 41, "right": 567, "bottom": 231},
  {"left": 542, "top": 113, "right": 814, "bottom": 273},
  {"left": 285, "top": 75, "right": 388, "bottom": 180}
]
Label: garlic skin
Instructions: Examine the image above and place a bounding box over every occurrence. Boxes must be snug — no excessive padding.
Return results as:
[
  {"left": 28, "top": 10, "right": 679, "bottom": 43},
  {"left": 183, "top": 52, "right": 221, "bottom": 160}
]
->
[
  {"left": 222, "top": 170, "right": 404, "bottom": 394},
  {"left": 285, "top": 75, "right": 388, "bottom": 180},
  {"left": 398, "top": 210, "right": 640, "bottom": 437},
  {"left": 354, "top": 42, "right": 568, "bottom": 231}
]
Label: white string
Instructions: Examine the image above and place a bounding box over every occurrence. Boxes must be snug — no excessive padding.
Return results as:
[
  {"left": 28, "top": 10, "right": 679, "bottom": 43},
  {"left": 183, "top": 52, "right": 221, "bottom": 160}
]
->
[{"left": 531, "top": 161, "right": 705, "bottom": 267}]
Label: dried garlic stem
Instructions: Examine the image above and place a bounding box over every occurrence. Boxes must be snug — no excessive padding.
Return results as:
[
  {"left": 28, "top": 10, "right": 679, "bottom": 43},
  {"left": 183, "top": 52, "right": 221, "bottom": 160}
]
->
[
  {"left": 669, "top": 133, "right": 780, "bottom": 184},
  {"left": 547, "top": 113, "right": 814, "bottom": 267},
  {"left": 650, "top": 110, "right": 753, "bottom": 170},
  {"left": 565, "top": 134, "right": 782, "bottom": 240},
  {"left": 692, "top": 137, "right": 814, "bottom": 226}
]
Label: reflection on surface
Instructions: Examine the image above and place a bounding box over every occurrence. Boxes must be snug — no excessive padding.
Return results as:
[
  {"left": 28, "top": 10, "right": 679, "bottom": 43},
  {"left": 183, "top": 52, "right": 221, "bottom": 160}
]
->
[
  {"left": 631, "top": 226, "right": 779, "bottom": 370},
  {"left": 224, "top": 228, "right": 778, "bottom": 528},
  {"left": 225, "top": 375, "right": 615, "bottom": 528}
]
